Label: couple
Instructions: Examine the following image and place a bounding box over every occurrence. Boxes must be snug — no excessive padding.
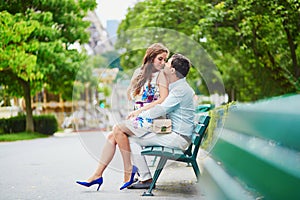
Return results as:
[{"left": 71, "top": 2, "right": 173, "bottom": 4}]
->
[{"left": 76, "top": 43, "right": 195, "bottom": 191}]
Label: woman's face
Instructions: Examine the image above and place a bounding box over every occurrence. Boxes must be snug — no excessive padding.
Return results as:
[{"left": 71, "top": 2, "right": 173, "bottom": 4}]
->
[
  {"left": 152, "top": 52, "right": 168, "bottom": 71},
  {"left": 163, "top": 57, "right": 173, "bottom": 76}
]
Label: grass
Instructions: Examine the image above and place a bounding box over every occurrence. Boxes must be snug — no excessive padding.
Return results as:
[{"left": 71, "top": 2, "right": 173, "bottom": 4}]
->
[{"left": 0, "top": 132, "right": 49, "bottom": 142}]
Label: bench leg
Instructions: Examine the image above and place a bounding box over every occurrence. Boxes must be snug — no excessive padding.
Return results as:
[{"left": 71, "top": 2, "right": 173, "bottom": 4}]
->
[
  {"left": 142, "top": 157, "right": 168, "bottom": 196},
  {"left": 149, "top": 156, "right": 158, "bottom": 167},
  {"left": 191, "top": 160, "right": 200, "bottom": 181}
]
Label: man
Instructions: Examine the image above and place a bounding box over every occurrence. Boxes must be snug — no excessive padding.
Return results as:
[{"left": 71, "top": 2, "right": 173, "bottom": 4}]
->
[{"left": 114, "top": 53, "right": 195, "bottom": 189}]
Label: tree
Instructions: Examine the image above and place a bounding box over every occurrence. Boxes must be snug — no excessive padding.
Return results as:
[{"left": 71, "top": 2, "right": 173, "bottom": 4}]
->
[
  {"left": 194, "top": 0, "right": 300, "bottom": 100},
  {"left": 0, "top": 0, "right": 97, "bottom": 132},
  {"left": 116, "top": 0, "right": 300, "bottom": 101},
  {"left": 116, "top": 0, "right": 225, "bottom": 96}
]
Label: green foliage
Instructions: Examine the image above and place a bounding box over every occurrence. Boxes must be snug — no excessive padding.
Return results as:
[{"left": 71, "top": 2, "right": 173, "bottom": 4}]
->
[
  {"left": 0, "top": 87, "right": 12, "bottom": 106},
  {"left": 33, "top": 115, "right": 58, "bottom": 135},
  {"left": 194, "top": 0, "right": 300, "bottom": 100},
  {"left": 0, "top": 0, "right": 97, "bottom": 131},
  {"left": 0, "top": 115, "right": 26, "bottom": 134},
  {"left": 0, "top": 115, "right": 58, "bottom": 135},
  {"left": 0, "top": 11, "right": 39, "bottom": 96},
  {"left": 116, "top": 27, "right": 225, "bottom": 95},
  {"left": 0, "top": 132, "right": 48, "bottom": 142},
  {"left": 98, "top": 84, "right": 112, "bottom": 97},
  {"left": 202, "top": 101, "right": 236, "bottom": 150},
  {"left": 116, "top": 0, "right": 205, "bottom": 67},
  {"left": 115, "top": 0, "right": 226, "bottom": 95},
  {"left": 117, "top": 0, "right": 300, "bottom": 101}
]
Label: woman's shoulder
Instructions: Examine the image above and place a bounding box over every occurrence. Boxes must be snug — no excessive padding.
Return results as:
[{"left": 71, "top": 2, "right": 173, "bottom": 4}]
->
[{"left": 156, "top": 70, "right": 168, "bottom": 86}]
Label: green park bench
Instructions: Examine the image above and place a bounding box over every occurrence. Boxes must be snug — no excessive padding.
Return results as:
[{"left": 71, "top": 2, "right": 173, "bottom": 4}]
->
[
  {"left": 199, "top": 94, "right": 300, "bottom": 200},
  {"left": 147, "top": 104, "right": 214, "bottom": 167},
  {"left": 196, "top": 103, "right": 215, "bottom": 113},
  {"left": 141, "top": 115, "right": 211, "bottom": 196}
]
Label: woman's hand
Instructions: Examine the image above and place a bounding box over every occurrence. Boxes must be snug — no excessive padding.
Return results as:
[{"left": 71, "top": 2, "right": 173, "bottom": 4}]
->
[{"left": 126, "top": 109, "right": 142, "bottom": 119}]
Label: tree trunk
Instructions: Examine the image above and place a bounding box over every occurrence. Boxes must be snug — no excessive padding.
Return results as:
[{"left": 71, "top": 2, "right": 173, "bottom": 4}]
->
[
  {"left": 230, "top": 88, "right": 235, "bottom": 102},
  {"left": 283, "top": 23, "right": 299, "bottom": 78},
  {"left": 22, "top": 80, "right": 34, "bottom": 132}
]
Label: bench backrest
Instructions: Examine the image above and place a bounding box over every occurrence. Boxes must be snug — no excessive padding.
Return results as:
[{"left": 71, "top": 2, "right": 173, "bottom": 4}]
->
[
  {"left": 209, "top": 94, "right": 300, "bottom": 199},
  {"left": 185, "top": 115, "right": 210, "bottom": 157}
]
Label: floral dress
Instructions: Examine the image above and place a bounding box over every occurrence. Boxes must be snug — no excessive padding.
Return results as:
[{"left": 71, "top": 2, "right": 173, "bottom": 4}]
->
[{"left": 132, "top": 71, "right": 160, "bottom": 129}]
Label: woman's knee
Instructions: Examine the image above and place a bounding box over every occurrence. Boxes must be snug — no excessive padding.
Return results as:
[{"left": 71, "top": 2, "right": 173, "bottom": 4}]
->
[
  {"left": 112, "top": 125, "right": 120, "bottom": 136},
  {"left": 107, "top": 132, "right": 116, "bottom": 144},
  {"left": 113, "top": 125, "right": 126, "bottom": 139}
]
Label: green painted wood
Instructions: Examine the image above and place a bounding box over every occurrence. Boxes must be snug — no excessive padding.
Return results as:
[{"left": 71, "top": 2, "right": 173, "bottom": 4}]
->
[
  {"left": 212, "top": 139, "right": 300, "bottom": 200},
  {"left": 210, "top": 94, "right": 300, "bottom": 199},
  {"left": 224, "top": 95, "right": 300, "bottom": 151}
]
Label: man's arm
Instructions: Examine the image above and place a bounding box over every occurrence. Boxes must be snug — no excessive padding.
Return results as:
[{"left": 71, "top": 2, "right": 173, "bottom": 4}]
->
[{"left": 139, "top": 90, "right": 182, "bottom": 119}]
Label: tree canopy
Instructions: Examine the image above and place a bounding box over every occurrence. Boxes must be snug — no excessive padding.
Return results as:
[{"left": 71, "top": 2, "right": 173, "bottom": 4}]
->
[
  {"left": 116, "top": 0, "right": 300, "bottom": 101},
  {"left": 0, "top": 0, "right": 97, "bottom": 131}
]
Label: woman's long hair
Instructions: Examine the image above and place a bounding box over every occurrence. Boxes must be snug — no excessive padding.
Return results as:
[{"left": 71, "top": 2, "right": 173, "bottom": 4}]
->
[{"left": 131, "top": 43, "right": 169, "bottom": 97}]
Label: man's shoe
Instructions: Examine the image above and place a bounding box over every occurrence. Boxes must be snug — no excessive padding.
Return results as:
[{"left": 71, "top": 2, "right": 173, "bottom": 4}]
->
[{"left": 127, "top": 181, "right": 155, "bottom": 189}]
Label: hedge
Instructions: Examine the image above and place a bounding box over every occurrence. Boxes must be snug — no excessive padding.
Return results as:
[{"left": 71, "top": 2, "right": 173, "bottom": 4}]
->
[{"left": 0, "top": 115, "right": 58, "bottom": 135}]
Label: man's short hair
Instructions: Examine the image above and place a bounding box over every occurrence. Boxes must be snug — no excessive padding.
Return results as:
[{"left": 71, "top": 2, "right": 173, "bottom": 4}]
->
[{"left": 171, "top": 53, "right": 191, "bottom": 78}]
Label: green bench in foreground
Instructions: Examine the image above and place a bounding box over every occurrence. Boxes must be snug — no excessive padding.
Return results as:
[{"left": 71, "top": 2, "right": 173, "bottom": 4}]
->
[
  {"left": 141, "top": 115, "right": 210, "bottom": 196},
  {"left": 199, "top": 94, "right": 300, "bottom": 200}
]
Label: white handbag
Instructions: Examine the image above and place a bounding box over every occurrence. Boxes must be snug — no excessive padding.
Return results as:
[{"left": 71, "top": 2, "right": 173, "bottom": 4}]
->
[{"left": 152, "top": 119, "right": 172, "bottom": 134}]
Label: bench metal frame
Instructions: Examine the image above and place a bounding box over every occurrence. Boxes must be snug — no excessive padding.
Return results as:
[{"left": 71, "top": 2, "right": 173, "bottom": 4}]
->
[{"left": 141, "top": 115, "right": 210, "bottom": 196}]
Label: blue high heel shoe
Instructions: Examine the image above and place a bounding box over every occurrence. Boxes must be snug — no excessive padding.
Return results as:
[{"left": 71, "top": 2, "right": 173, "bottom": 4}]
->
[
  {"left": 120, "top": 165, "right": 139, "bottom": 190},
  {"left": 76, "top": 177, "right": 103, "bottom": 191}
]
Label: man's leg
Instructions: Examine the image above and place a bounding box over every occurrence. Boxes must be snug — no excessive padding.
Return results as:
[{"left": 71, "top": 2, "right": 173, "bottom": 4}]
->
[
  {"left": 131, "top": 132, "right": 189, "bottom": 150},
  {"left": 128, "top": 141, "right": 153, "bottom": 189},
  {"left": 114, "top": 121, "right": 154, "bottom": 187},
  {"left": 127, "top": 132, "right": 189, "bottom": 189},
  {"left": 114, "top": 123, "right": 152, "bottom": 189},
  {"left": 130, "top": 141, "right": 152, "bottom": 181}
]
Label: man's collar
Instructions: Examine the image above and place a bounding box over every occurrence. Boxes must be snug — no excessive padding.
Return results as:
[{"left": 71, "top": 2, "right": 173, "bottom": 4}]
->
[{"left": 169, "top": 78, "right": 186, "bottom": 90}]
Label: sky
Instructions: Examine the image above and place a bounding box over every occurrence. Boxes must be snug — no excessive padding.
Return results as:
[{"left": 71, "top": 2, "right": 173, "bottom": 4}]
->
[{"left": 96, "top": 0, "right": 138, "bottom": 27}]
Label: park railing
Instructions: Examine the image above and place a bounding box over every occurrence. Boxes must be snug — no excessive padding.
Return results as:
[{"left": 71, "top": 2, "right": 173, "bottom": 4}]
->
[{"left": 199, "top": 94, "right": 300, "bottom": 200}]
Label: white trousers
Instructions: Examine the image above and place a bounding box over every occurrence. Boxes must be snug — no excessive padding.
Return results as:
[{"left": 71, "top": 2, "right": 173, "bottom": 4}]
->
[{"left": 129, "top": 131, "right": 190, "bottom": 181}]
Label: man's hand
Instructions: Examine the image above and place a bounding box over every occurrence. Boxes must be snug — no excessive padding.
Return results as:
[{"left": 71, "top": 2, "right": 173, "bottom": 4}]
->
[{"left": 126, "top": 109, "right": 142, "bottom": 119}]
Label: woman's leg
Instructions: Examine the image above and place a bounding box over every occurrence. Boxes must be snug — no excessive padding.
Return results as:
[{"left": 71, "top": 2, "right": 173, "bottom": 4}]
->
[
  {"left": 87, "top": 132, "right": 117, "bottom": 182},
  {"left": 113, "top": 125, "right": 133, "bottom": 182}
]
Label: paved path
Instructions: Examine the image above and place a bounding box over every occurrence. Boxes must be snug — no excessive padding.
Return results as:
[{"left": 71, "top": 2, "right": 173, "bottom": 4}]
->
[{"left": 0, "top": 131, "right": 206, "bottom": 200}]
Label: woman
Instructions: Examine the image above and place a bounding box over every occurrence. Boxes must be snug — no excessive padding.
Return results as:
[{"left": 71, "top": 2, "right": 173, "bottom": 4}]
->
[{"left": 76, "top": 43, "right": 169, "bottom": 191}]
